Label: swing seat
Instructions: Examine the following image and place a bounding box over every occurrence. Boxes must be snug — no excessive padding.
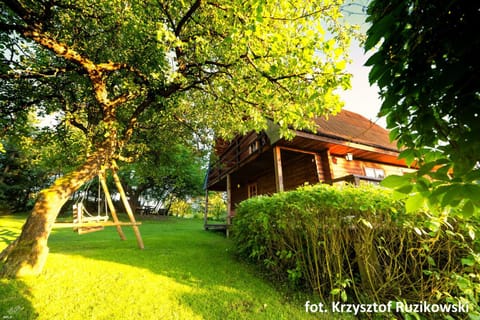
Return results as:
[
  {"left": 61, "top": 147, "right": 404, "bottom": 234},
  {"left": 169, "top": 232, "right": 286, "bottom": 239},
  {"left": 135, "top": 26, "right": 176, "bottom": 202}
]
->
[
  {"left": 74, "top": 225, "right": 105, "bottom": 234},
  {"left": 74, "top": 215, "right": 109, "bottom": 224},
  {"left": 72, "top": 203, "right": 109, "bottom": 234}
]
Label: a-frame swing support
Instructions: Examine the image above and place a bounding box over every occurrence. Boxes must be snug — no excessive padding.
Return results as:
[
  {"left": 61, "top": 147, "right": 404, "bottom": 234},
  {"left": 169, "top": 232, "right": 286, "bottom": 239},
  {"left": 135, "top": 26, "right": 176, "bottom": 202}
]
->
[
  {"left": 110, "top": 167, "right": 144, "bottom": 249},
  {"left": 56, "top": 166, "right": 144, "bottom": 250},
  {"left": 98, "top": 167, "right": 144, "bottom": 249}
]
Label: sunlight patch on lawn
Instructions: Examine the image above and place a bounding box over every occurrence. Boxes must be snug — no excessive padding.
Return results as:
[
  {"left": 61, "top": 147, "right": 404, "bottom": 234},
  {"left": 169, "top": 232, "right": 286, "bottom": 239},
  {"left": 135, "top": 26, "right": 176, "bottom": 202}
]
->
[{"left": 28, "top": 253, "right": 203, "bottom": 320}]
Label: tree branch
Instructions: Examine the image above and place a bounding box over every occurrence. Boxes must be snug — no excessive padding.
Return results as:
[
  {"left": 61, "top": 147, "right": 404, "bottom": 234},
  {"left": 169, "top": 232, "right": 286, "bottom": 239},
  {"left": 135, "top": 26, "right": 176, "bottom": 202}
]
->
[
  {"left": 175, "top": 0, "right": 202, "bottom": 36},
  {"left": 66, "top": 118, "right": 89, "bottom": 136},
  {"left": 123, "top": 91, "right": 155, "bottom": 145},
  {"left": 2, "top": 0, "right": 36, "bottom": 24},
  {"left": 157, "top": 1, "right": 176, "bottom": 32},
  {"left": 0, "top": 66, "right": 81, "bottom": 79}
]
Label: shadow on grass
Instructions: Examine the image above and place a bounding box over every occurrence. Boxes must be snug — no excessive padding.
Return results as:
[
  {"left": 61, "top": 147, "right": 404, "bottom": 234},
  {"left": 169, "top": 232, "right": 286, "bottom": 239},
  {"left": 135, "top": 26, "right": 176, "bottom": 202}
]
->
[
  {"left": 47, "top": 217, "right": 316, "bottom": 319},
  {"left": 0, "top": 229, "right": 19, "bottom": 245},
  {"left": 0, "top": 279, "right": 37, "bottom": 320},
  {"left": 0, "top": 214, "right": 38, "bottom": 320},
  {"left": 1, "top": 215, "right": 37, "bottom": 320}
]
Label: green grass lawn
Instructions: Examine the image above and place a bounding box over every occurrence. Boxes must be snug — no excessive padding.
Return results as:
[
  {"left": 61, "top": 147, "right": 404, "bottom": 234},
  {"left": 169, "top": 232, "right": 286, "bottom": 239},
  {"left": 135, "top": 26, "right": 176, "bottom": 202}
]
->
[{"left": 0, "top": 215, "right": 326, "bottom": 320}]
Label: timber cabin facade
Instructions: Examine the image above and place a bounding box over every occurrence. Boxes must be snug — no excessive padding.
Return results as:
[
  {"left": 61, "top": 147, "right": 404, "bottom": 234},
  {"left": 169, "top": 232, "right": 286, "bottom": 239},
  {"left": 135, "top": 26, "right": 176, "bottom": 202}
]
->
[{"left": 204, "top": 110, "right": 415, "bottom": 228}]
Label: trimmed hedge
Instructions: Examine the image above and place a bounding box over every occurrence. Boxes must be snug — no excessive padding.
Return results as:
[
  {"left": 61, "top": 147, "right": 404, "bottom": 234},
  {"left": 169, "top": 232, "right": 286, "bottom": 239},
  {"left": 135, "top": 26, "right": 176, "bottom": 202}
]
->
[{"left": 232, "top": 184, "right": 478, "bottom": 315}]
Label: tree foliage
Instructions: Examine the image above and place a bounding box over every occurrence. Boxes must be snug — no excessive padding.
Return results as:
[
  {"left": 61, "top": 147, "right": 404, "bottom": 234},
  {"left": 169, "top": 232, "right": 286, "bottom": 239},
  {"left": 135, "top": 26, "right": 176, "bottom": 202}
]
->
[
  {"left": 120, "top": 142, "right": 205, "bottom": 212},
  {"left": 0, "top": 113, "right": 84, "bottom": 212},
  {"left": 365, "top": 0, "right": 480, "bottom": 215},
  {"left": 1, "top": 0, "right": 353, "bottom": 148}
]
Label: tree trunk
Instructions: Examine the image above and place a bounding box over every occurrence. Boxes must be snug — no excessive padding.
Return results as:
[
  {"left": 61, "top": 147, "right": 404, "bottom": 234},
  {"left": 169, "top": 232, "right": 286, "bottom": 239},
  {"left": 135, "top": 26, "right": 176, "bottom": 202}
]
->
[{"left": 0, "top": 148, "right": 109, "bottom": 278}]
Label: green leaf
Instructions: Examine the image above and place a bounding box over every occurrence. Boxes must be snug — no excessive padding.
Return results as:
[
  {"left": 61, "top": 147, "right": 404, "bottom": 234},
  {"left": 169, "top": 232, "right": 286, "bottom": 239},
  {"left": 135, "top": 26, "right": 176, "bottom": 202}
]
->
[
  {"left": 368, "top": 64, "right": 387, "bottom": 85},
  {"left": 463, "top": 184, "right": 480, "bottom": 199},
  {"left": 364, "top": 51, "right": 383, "bottom": 67},
  {"left": 396, "top": 184, "right": 414, "bottom": 194},
  {"left": 388, "top": 127, "right": 400, "bottom": 142},
  {"left": 330, "top": 288, "right": 341, "bottom": 295},
  {"left": 462, "top": 200, "right": 475, "bottom": 217},
  {"left": 417, "top": 161, "right": 437, "bottom": 176},
  {"left": 380, "top": 174, "right": 410, "bottom": 189},
  {"left": 461, "top": 258, "right": 475, "bottom": 266},
  {"left": 405, "top": 193, "right": 424, "bottom": 212},
  {"left": 398, "top": 149, "right": 416, "bottom": 166},
  {"left": 392, "top": 190, "right": 408, "bottom": 200},
  {"left": 365, "top": 14, "right": 395, "bottom": 51}
]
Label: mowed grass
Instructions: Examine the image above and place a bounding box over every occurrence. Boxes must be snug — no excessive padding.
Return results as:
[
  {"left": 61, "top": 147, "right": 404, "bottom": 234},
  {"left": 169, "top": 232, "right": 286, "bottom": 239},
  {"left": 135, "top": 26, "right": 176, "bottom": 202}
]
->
[{"left": 0, "top": 214, "right": 322, "bottom": 320}]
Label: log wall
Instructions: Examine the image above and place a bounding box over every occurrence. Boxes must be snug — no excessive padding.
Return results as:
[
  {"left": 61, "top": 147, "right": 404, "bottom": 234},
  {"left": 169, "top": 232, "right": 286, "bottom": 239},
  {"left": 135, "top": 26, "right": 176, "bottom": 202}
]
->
[{"left": 330, "top": 155, "right": 415, "bottom": 179}]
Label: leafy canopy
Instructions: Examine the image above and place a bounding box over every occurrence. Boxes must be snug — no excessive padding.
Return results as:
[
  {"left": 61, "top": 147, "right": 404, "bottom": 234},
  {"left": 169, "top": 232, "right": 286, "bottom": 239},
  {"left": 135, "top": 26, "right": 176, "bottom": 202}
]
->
[
  {"left": 1, "top": 0, "right": 354, "bottom": 153},
  {"left": 365, "top": 0, "right": 480, "bottom": 215},
  {"left": 1, "top": 0, "right": 356, "bottom": 217}
]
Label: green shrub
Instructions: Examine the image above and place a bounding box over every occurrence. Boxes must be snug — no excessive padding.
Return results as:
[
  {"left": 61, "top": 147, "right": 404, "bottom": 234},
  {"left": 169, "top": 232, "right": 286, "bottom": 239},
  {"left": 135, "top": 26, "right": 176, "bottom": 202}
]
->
[
  {"left": 207, "top": 192, "right": 227, "bottom": 221},
  {"left": 232, "top": 184, "right": 479, "bottom": 317}
]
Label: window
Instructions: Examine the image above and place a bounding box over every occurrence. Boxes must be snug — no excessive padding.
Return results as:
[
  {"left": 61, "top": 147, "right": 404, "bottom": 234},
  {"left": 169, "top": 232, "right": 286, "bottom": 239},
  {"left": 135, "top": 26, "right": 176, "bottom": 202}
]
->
[
  {"left": 248, "top": 183, "right": 258, "bottom": 198},
  {"left": 249, "top": 141, "right": 260, "bottom": 154},
  {"left": 364, "top": 167, "right": 385, "bottom": 179}
]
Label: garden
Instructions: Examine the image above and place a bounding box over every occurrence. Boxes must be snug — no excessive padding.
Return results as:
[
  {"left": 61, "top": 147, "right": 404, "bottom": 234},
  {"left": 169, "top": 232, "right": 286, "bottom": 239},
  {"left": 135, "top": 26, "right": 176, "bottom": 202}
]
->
[{"left": 1, "top": 1, "right": 479, "bottom": 319}]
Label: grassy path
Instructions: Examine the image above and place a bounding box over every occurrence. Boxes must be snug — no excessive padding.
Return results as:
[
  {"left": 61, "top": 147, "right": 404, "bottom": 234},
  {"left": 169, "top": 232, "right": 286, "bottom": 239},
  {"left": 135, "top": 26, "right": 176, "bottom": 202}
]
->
[{"left": 1, "top": 215, "right": 321, "bottom": 319}]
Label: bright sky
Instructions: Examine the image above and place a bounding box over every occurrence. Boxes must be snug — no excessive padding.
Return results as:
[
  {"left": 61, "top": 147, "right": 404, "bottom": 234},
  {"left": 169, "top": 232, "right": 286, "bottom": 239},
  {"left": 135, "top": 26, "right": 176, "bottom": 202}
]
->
[
  {"left": 339, "top": 0, "right": 386, "bottom": 128},
  {"left": 341, "top": 41, "right": 385, "bottom": 127}
]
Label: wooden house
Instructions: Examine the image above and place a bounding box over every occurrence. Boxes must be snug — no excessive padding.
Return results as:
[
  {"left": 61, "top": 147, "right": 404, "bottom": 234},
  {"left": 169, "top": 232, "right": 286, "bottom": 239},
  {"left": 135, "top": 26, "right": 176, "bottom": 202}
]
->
[{"left": 204, "top": 110, "right": 415, "bottom": 229}]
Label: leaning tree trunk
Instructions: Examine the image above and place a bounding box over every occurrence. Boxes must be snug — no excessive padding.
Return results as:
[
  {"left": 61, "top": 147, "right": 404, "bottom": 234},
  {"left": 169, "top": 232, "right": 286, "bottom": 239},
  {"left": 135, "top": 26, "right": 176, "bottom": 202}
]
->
[{"left": 0, "top": 148, "right": 110, "bottom": 278}]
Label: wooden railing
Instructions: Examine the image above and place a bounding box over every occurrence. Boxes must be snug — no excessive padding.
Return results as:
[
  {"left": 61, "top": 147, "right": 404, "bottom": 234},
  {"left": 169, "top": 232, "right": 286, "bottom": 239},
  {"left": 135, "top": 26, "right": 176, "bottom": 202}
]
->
[
  {"left": 329, "top": 174, "right": 383, "bottom": 186},
  {"left": 206, "top": 132, "right": 267, "bottom": 187}
]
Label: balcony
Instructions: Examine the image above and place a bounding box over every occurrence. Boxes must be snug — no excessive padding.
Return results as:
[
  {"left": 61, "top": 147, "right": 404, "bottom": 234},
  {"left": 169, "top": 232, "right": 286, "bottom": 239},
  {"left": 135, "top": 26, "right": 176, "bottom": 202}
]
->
[{"left": 329, "top": 174, "right": 383, "bottom": 186}]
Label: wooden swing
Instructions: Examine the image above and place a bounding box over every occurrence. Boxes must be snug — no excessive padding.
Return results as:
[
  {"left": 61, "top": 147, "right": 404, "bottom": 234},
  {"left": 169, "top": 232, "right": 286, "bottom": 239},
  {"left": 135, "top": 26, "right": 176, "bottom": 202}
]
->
[
  {"left": 72, "top": 177, "right": 109, "bottom": 234},
  {"left": 55, "top": 165, "right": 144, "bottom": 249}
]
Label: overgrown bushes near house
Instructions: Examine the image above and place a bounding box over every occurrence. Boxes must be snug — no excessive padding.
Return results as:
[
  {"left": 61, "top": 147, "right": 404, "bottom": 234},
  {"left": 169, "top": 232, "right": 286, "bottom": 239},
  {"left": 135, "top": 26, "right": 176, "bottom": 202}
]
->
[{"left": 232, "top": 184, "right": 480, "bottom": 317}]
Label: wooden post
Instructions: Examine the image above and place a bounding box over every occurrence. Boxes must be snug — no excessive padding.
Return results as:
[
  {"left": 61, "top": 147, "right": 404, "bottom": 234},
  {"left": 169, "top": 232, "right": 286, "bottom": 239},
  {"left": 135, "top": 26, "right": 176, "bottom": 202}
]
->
[
  {"left": 111, "top": 167, "right": 145, "bottom": 249},
  {"left": 204, "top": 189, "right": 209, "bottom": 229},
  {"left": 226, "top": 174, "right": 232, "bottom": 219},
  {"left": 226, "top": 174, "right": 232, "bottom": 237},
  {"left": 353, "top": 175, "right": 361, "bottom": 186},
  {"left": 99, "top": 171, "right": 126, "bottom": 240},
  {"left": 314, "top": 153, "right": 323, "bottom": 183},
  {"left": 322, "top": 149, "right": 334, "bottom": 183},
  {"left": 273, "top": 146, "right": 284, "bottom": 192}
]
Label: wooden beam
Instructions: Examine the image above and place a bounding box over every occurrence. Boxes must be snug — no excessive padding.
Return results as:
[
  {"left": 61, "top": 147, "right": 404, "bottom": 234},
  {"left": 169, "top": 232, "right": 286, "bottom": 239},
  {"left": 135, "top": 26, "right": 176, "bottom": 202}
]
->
[
  {"left": 204, "top": 189, "right": 209, "bottom": 229},
  {"left": 294, "top": 131, "right": 400, "bottom": 157},
  {"left": 99, "top": 171, "right": 127, "bottom": 241},
  {"left": 54, "top": 222, "right": 142, "bottom": 228},
  {"left": 273, "top": 146, "right": 284, "bottom": 192},
  {"left": 226, "top": 174, "right": 232, "bottom": 238},
  {"left": 226, "top": 174, "right": 232, "bottom": 218},
  {"left": 314, "top": 153, "right": 323, "bottom": 183},
  {"left": 322, "top": 149, "right": 334, "bottom": 182},
  {"left": 112, "top": 167, "right": 144, "bottom": 249},
  {"left": 277, "top": 145, "right": 319, "bottom": 156}
]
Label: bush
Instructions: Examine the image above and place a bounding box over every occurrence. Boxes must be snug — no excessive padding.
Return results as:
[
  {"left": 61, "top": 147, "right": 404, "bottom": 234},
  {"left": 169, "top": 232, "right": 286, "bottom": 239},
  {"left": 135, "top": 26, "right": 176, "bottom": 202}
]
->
[
  {"left": 232, "top": 184, "right": 479, "bottom": 317},
  {"left": 207, "top": 192, "right": 227, "bottom": 221}
]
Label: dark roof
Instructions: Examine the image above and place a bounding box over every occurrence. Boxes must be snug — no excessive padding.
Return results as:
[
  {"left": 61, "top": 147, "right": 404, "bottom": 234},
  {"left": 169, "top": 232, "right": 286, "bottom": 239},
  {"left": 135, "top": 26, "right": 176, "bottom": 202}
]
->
[{"left": 312, "top": 109, "right": 398, "bottom": 152}]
